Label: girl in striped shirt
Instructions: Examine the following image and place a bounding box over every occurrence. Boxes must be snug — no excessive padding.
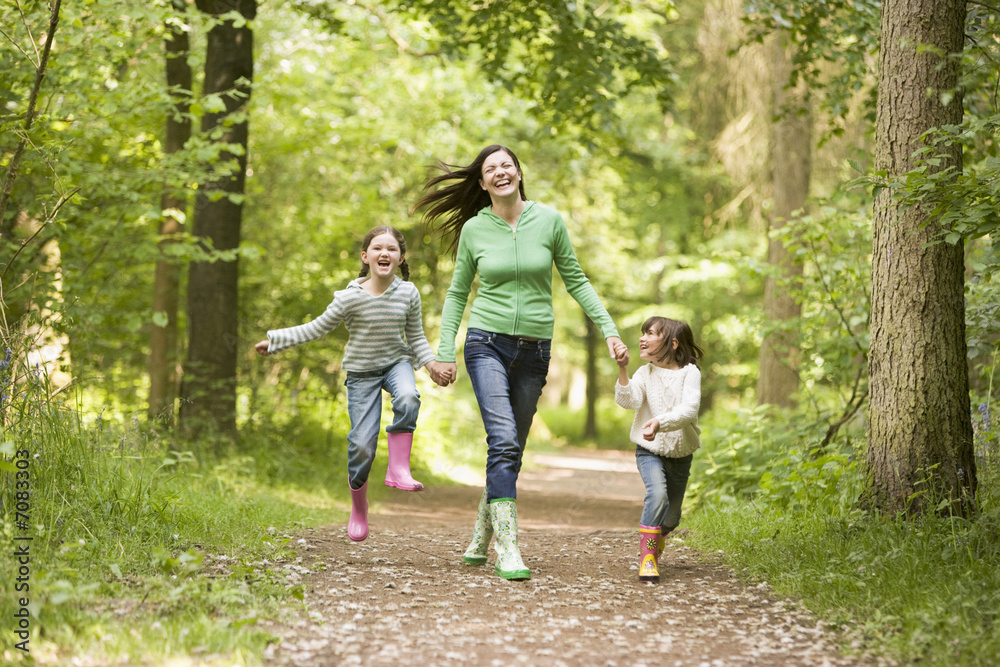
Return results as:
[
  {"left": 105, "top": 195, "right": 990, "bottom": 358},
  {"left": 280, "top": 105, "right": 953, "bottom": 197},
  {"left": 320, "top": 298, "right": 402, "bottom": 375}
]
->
[{"left": 256, "top": 226, "right": 452, "bottom": 542}]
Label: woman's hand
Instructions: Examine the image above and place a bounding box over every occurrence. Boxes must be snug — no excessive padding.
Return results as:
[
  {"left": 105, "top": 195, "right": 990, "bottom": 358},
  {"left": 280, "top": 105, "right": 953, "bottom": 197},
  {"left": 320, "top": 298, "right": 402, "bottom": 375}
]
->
[
  {"left": 606, "top": 336, "right": 629, "bottom": 365},
  {"left": 427, "top": 361, "right": 457, "bottom": 386},
  {"left": 255, "top": 340, "right": 271, "bottom": 356}
]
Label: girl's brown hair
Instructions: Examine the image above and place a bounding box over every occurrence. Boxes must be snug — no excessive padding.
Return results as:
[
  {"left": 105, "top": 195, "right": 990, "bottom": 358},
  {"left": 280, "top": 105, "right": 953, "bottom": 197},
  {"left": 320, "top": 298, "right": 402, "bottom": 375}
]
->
[{"left": 641, "top": 316, "right": 704, "bottom": 368}]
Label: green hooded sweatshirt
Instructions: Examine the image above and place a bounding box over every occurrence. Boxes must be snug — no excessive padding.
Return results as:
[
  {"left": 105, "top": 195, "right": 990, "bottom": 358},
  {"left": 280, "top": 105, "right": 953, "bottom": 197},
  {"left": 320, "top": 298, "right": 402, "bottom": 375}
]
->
[{"left": 436, "top": 201, "right": 619, "bottom": 362}]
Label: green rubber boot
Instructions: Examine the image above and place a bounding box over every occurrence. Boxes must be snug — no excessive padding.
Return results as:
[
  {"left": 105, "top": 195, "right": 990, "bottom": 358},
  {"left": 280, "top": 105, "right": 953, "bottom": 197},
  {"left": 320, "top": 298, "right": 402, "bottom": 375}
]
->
[
  {"left": 490, "top": 498, "right": 530, "bottom": 581},
  {"left": 462, "top": 488, "right": 493, "bottom": 565}
]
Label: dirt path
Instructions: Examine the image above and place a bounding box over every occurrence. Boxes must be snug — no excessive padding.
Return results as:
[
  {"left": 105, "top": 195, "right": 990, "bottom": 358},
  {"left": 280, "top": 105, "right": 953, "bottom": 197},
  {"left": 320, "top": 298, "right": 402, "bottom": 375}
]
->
[{"left": 263, "top": 449, "right": 872, "bottom": 666}]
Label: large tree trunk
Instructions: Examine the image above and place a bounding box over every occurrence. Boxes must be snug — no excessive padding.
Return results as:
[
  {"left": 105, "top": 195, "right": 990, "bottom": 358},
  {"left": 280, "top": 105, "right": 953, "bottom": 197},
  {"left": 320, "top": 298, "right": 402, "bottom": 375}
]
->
[
  {"left": 148, "top": 0, "right": 192, "bottom": 424},
  {"left": 757, "top": 33, "right": 809, "bottom": 408},
  {"left": 179, "top": 0, "right": 256, "bottom": 440},
  {"left": 867, "top": 0, "right": 976, "bottom": 516}
]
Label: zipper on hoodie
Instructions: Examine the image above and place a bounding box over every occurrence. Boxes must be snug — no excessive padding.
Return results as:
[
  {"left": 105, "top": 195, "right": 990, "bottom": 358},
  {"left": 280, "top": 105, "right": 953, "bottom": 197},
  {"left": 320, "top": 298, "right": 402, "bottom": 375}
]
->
[{"left": 510, "top": 219, "right": 520, "bottom": 333}]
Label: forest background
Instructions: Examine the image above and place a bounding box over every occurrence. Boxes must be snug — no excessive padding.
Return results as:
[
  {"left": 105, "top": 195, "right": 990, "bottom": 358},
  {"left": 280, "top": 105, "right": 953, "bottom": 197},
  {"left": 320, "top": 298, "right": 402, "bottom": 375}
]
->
[{"left": 2, "top": 0, "right": 999, "bottom": 664}]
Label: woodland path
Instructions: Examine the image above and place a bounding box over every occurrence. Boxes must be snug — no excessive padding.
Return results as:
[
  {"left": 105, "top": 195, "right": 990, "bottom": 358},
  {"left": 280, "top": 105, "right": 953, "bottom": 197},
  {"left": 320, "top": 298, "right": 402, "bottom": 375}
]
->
[{"left": 262, "top": 448, "right": 875, "bottom": 666}]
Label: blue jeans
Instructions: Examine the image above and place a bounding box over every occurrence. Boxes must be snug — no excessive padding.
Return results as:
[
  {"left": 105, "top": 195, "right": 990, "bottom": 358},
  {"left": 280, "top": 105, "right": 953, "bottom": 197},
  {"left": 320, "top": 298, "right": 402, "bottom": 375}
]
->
[
  {"left": 464, "top": 329, "right": 551, "bottom": 501},
  {"left": 344, "top": 360, "right": 420, "bottom": 489},
  {"left": 635, "top": 447, "right": 693, "bottom": 530}
]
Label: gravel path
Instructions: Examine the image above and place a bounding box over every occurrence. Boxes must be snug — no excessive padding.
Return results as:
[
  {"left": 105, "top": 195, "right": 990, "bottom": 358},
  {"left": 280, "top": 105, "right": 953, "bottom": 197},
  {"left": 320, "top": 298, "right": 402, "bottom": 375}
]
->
[{"left": 263, "top": 449, "right": 874, "bottom": 666}]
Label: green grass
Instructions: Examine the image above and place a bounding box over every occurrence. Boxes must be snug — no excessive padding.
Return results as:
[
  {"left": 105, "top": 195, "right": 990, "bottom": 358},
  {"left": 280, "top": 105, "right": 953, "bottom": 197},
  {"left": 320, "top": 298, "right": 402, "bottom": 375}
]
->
[
  {"left": 0, "top": 357, "right": 494, "bottom": 664},
  {"left": 0, "top": 364, "right": 335, "bottom": 664},
  {"left": 0, "top": 395, "right": 339, "bottom": 664},
  {"left": 681, "top": 404, "right": 1000, "bottom": 667},
  {"left": 685, "top": 503, "right": 1000, "bottom": 665}
]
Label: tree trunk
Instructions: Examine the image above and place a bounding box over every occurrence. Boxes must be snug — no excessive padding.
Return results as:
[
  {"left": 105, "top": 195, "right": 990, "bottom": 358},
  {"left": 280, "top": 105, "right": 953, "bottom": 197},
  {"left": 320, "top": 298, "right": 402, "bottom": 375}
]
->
[
  {"left": 148, "top": 0, "right": 192, "bottom": 424},
  {"left": 584, "top": 315, "right": 599, "bottom": 439},
  {"left": 757, "top": 33, "right": 808, "bottom": 408},
  {"left": 179, "top": 0, "right": 256, "bottom": 440},
  {"left": 867, "top": 0, "right": 976, "bottom": 516}
]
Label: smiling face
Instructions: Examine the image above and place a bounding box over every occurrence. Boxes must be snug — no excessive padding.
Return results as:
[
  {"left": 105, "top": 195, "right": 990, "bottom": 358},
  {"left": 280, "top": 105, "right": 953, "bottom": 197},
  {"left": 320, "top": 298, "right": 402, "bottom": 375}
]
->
[
  {"left": 361, "top": 232, "right": 402, "bottom": 279},
  {"left": 479, "top": 150, "right": 521, "bottom": 201},
  {"left": 639, "top": 324, "right": 677, "bottom": 365}
]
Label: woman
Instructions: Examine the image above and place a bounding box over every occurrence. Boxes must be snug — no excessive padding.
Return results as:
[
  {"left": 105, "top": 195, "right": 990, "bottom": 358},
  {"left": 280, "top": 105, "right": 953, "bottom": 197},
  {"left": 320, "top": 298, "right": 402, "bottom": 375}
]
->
[{"left": 416, "top": 144, "right": 628, "bottom": 580}]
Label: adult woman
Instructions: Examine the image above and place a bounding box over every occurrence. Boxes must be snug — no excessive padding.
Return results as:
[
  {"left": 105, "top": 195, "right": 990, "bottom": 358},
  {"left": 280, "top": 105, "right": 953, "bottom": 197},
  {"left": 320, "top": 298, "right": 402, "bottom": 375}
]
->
[{"left": 416, "top": 144, "right": 628, "bottom": 580}]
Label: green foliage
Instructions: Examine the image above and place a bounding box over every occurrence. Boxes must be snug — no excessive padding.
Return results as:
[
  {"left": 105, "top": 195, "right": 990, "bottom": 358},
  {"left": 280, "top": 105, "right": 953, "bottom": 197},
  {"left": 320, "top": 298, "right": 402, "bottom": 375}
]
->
[
  {"left": 743, "top": 0, "right": 880, "bottom": 129},
  {"left": 0, "top": 0, "right": 250, "bottom": 406},
  {"left": 0, "top": 332, "right": 336, "bottom": 662},
  {"left": 872, "top": 116, "right": 1000, "bottom": 263},
  {"left": 766, "top": 197, "right": 871, "bottom": 392},
  {"left": 391, "top": 0, "right": 677, "bottom": 133},
  {"left": 537, "top": 398, "right": 636, "bottom": 449},
  {"left": 685, "top": 411, "right": 1000, "bottom": 666}
]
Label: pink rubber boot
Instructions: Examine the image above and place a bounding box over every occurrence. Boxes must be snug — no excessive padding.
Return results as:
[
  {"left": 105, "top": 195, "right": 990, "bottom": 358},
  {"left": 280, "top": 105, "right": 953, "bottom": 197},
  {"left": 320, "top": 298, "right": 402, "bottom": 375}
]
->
[
  {"left": 384, "top": 432, "right": 424, "bottom": 491},
  {"left": 639, "top": 525, "right": 661, "bottom": 582},
  {"left": 348, "top": 480, "right": 369, "bottom": 542},
  {"left": 655, "top": 528, "right": 672, "bottom": 561}
]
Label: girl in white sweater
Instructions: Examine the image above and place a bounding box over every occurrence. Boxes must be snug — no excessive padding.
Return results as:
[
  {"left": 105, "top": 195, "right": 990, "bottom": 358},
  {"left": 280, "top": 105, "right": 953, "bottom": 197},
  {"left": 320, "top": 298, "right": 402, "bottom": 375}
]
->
[{"left": 614, "top": 316, "right": 704, "bottom": 582}]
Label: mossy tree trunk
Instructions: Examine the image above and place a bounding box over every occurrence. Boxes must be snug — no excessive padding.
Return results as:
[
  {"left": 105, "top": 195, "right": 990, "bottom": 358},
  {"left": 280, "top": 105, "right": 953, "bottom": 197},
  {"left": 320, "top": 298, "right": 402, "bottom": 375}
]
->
[
  {"left": 758, "top": 32, "right": 809, "bottom": 409},
  {"left": 867, "top": 0, "right": 976, "bottom": 516},
  {"left": 148, "top": 0, "right": 192, "bottom": 425},
  {"left": 180, "top": 0, "right": 256, "bottom": 441}
]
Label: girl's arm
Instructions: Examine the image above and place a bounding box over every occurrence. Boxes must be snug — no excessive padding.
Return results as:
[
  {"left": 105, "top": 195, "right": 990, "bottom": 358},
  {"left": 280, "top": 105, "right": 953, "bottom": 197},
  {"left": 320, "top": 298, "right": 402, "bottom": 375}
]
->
[
  {"left": 653, "top": 365, "right": 702, "bottom": 432},
  {"left": 404, "top": 287, "right": 437, "bottom": 369},
  {"left": 614, "top": 365, "right": 646, "bottom": 410},
  {"left": 405, "top": 287, "right": 453, "bottom": 386},
  {"left": 264, "top": 293, "right": 348, "bottom": 355}
]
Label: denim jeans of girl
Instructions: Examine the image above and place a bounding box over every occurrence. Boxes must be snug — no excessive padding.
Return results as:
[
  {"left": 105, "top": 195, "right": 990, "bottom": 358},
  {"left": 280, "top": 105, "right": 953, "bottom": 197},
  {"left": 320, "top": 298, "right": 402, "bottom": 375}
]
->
[
  {"left": 464, "top": 328, "right": 550, "bottom": 501},
  {"left": 344, "top": 360, "right": 420, "bottom": 489},
  {"left": 635, "top": 447, "right": 693, "bottom": 529}
]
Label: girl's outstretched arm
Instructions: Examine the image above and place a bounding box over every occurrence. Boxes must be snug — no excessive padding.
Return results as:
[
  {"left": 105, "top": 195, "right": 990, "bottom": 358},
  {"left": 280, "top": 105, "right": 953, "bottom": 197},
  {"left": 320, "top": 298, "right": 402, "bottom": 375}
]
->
[{"left": 255, "top": 340, "right": 271, "bottom": 356}]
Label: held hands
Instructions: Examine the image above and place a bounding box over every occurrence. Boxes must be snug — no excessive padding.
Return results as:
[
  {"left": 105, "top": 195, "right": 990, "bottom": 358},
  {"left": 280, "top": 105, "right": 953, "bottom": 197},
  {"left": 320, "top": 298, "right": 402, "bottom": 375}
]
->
[
  {"left": 254, "top": 340, "right": 271, "bottom": 356},
  {"left": 642, "top": 418, "right": 660, "bottom": 441},
  {"left": 426, "top": 360, "right": 456, "bottom": 387},
  {"left": 606, "top": 336, "right": 629, "bottom": 366}
]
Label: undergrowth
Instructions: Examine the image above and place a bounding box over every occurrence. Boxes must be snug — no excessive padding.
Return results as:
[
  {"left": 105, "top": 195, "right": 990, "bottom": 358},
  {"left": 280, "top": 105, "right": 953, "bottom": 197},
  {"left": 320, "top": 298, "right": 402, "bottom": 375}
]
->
[
  {"left": 684, "top": 400, "right": 1000, "bottom": 666},
  {"left": 0, "top": 332, "right": 489, "bottom": 664},
  {"left": 0, "top": 347, "right": 337, "bottom": 664}
]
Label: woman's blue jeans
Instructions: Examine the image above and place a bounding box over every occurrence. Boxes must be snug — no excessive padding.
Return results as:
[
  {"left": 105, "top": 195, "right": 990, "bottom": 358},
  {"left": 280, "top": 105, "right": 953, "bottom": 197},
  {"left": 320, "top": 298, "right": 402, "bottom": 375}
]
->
[
  {"left": 635, "top": 447, "right": 693, "bottom": 530},
  {"left": 344, "top": 360, "right": 420, "bottom": 489},
  {"left": 464, "top": 328, "right": 551, "bottom": 501}
]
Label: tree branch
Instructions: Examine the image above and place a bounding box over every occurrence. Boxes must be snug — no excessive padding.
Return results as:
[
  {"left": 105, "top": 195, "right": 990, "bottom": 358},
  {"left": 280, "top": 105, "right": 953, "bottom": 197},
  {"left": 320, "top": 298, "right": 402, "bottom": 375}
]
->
[
  {"left": 0, "top": 24, "right": 35, "bottom": 65},
  {"left": 356, "top": 1, "right": 440, "bottom": 58},
  {"left": 818, "top": 363, "right": 868, "bottom": 450},
  {"left": 807, "top": 236, "right": 867, "bottom": 356},
  {"left": 15, "top": 0, "right": 41, "bottom": 65},
  {"left": 0, "top": 186, "right": 79, "bottom": 281},
  {"left": 968, "top": 1, "right": 1000, "bottom": 13},
  {"left": 0, "top": 0, "right": 62, "bottom": 232}
]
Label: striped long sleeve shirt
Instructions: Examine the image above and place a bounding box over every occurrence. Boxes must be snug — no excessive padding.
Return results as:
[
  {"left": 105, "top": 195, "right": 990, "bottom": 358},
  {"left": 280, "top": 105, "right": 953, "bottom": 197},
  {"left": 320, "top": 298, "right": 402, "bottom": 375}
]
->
[{"left": 266, "top": 277, "right": 436, "bottom": 373}]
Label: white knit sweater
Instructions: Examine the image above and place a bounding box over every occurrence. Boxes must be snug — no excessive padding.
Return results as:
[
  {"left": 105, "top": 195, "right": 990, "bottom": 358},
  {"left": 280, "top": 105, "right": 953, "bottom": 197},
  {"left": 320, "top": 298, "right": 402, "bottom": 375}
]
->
[{"left": 614, "top": 363, "right": 702, "bottom": 457}]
